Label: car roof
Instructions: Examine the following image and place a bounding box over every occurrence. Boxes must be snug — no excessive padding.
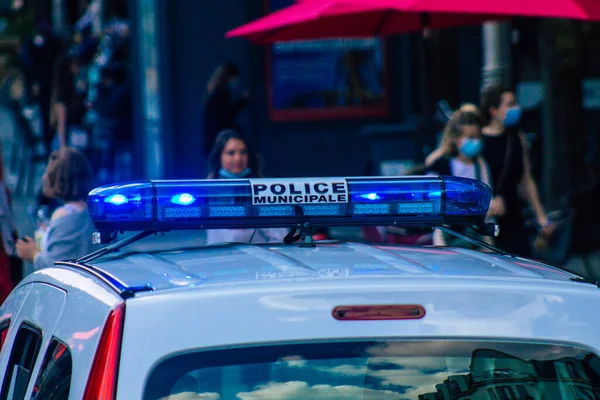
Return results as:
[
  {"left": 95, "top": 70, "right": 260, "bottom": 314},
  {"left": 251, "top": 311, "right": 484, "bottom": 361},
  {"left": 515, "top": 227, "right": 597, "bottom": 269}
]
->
[{"left": 76, "top": 238, "right": 581, "bottom": 295}]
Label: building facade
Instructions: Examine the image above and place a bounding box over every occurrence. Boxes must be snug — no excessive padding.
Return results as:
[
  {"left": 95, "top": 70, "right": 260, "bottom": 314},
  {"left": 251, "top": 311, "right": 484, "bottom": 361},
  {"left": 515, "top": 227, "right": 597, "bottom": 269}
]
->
[{"left": 127, "top": 0, "right": 486, "bottom": 180}]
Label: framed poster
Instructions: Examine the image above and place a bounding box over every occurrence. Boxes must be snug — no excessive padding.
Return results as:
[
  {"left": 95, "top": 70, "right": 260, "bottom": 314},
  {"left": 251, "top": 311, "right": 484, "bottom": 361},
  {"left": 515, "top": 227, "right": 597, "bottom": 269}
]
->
[{"left": 266, "top": 0, "right": 390, "bottom": 121}]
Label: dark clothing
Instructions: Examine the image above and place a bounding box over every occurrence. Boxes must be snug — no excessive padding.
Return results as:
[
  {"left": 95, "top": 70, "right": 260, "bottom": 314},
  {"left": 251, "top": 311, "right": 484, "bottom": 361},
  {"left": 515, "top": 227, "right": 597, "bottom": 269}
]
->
[
  {"left": 20, "top": 34, "right": 63, "bottom": 151},
  {"left": 427, "top": 157, "right": 452, "bottom": 176},
  {"left": 92, "top": 81, "right": 133, "bottom": 185},
  {"left": 566, "top": 179, "right": 600, "bottom": 254},
  {"left": 55, "top": 67, "right": 87, "bottom": 127},
  {"left": 203, "top": 88, "right": 248, "bottom": 156},
  {"left": 94, "top": 81, "right": 132, "bottom": 141},
  {"left": 482, "top": 130, "right": 530, "bottom": 256},
  {"left": 20, "top": 34, "right": 62, "bottom": 89}
]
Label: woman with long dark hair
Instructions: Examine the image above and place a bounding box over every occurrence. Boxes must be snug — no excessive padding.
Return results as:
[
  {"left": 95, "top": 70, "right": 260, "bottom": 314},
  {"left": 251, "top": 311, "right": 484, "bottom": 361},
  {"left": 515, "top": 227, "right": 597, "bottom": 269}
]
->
[
  {"left": 205, "top": 130, "right": 285, "bottom": 244},
  {"left": 207, "top": 129, "right": 260, "bottom": 179},
  {"left": 203, "top": 62, "right": 249, "bottom": 157}
]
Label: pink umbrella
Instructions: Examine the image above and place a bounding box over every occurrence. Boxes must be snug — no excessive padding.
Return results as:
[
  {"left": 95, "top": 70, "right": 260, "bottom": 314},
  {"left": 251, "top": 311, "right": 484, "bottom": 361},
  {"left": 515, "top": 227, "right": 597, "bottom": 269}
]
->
[
  {"left": 404, "top": 0, "right": 600, "bottom": 19},
  {"left": 226, "top": 0, "right": 503, "bottom": 43},
  {"left": 227, "top": 0, "right": 600, "bottom": 43}
]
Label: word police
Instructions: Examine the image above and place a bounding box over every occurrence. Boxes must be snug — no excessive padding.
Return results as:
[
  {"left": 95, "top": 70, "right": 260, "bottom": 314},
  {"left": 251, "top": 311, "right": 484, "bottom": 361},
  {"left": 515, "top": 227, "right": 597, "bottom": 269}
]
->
[{"left": 250, "top": 179, "right": 349, "bottom": 205}]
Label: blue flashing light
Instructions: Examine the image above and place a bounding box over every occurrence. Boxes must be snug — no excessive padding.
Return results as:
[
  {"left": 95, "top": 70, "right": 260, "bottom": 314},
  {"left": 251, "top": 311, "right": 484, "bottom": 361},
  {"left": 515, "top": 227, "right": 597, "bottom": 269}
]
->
[
  {"left": 171, "top": 193, "right": 196, "bottom": 205},
  {"left": 87, "top": 176, "right": 492, "bottom": 232},
  {"left": 361, "top": 193, "right": 381, "bottom": 201},
  {"left": 105, "top": 194, "right": 128, "bottom": 205}
]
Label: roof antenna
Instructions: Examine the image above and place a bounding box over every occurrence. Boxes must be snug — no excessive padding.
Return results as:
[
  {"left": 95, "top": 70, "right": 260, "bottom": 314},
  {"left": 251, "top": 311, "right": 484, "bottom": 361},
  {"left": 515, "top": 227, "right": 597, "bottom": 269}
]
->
[
  {"left": 438, "top": 224, "right": 512, "bottom": 257},
  {"left": 249, "top": 228, "right": 258, "bottom": 243},
  {"left": 78, "top": 230, "right": 158, "bottom": 263}
]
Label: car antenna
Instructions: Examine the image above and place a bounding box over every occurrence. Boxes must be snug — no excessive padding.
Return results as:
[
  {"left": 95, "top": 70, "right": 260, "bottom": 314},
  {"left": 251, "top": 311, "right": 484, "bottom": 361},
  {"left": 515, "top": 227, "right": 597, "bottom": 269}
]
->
[
  {"left": 76, "top": 229, "right": 159, "bottom": 264},
  {"left": 438, "top": 223, "right": 513, "bottom": 257}
]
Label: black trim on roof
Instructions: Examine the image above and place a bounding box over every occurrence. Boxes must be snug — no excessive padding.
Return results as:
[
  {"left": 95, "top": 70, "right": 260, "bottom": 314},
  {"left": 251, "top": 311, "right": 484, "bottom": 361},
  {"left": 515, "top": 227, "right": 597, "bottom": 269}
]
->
[{"left": 54, "top": 261, "right": 154, "bottom": 299}]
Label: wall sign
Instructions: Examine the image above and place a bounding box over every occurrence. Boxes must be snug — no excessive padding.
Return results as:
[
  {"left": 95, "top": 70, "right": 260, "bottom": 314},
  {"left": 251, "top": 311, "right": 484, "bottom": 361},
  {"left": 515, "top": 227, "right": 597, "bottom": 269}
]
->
[{"left": 266, "top": 0, "right": 390, "bottom": 121}]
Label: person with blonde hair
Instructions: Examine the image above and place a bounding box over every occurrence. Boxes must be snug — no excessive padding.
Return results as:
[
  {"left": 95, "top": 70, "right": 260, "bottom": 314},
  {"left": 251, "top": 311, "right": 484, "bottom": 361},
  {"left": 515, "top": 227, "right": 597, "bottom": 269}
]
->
[{"left": 425, "top": 103, "right": 499, "bottom": 248}]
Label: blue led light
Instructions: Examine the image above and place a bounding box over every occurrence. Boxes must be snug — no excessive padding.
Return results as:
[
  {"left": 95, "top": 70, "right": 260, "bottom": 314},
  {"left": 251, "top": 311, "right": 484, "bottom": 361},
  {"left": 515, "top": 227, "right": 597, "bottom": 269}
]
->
[
  {"left": 87, "top": 176, "right": 492, "bottom": 231},
  {"left": 171, "top": 193, "right": 196, "bottom": 205},
  {"left": 105, "top": 194, "right": 128, "bottom": 205},
  {"left": 361, "top": 193, "right": 381, "bottom": 201},
  {"left": 444, "top": 176, "right": 492, "bottom": 215}
]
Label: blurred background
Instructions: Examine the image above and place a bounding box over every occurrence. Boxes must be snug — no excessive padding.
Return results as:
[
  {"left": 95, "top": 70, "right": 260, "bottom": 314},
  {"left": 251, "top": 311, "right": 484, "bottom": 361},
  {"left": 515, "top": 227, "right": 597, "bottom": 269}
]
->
[{"left": 0, "top": 0, "right": 598, "bottom": 279}]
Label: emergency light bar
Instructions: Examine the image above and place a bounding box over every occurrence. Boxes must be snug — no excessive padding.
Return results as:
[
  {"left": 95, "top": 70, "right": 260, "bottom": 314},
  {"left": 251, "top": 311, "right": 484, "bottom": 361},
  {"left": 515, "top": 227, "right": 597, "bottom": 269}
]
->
[{"left": 87, "top": 176, "right": 492, "bottom": 232}]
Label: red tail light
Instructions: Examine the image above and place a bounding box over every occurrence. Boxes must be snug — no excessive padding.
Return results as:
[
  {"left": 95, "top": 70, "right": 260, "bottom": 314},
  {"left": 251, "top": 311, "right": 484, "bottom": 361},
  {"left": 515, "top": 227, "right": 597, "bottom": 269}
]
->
[{"left": 83, "top": 303, "right": 125, "bottom": 400}]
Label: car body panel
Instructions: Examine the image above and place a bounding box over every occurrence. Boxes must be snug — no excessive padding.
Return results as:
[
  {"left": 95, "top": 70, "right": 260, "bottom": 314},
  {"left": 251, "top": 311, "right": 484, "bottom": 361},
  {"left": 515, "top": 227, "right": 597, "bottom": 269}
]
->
[
  {"left": 90, "top": 242, "right": 576, "bottom": 293},
  {"left": 117, "top": 275, "right": 600, "bottom": 399},
  {"left": 1, "top": 241, "right": 598, "bottom": 400},
  {"left": 0, "top": 267, "right": 122, "bottom": 399},
  {"left": 0, "top": 281, "right": 66, "bottom": 398}
]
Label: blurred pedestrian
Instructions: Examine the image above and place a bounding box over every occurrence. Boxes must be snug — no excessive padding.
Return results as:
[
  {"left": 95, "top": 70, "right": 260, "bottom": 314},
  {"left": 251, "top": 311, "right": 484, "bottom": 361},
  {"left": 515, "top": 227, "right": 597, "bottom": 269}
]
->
[
  {"left": 19, "top": 18, "right": 63, "bottom": 155},
  {"left": 479, "top": 83, "right": 554, "bottom": 257},
  {"left": 203, "top": 62, "right": 249, "bottom": 158},
  {"left": 35, "top": 54, "right": 90, "bottom": 222},
  {"left": 205, "top": 130, "right": 285, "bottom": 244},
  {"left": 91, "top": 61, "right": 132, "bottom": 185},
  {"left": 16, "top": 148, "right": 96, "bottom": 270},
  {"left": 50, "top": 54, "right": 89, "bottom": 151},
  {"left": 426, "top": 104, "right": 495, "bottom": 249},
  {"left": 0, "top": 145, "right": 19, "bottom": 303}
]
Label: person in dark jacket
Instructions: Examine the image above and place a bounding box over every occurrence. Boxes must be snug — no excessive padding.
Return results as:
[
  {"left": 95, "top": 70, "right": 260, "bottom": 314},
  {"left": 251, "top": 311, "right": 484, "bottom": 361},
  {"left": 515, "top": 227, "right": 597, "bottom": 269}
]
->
[
  {"left": 203, "top": 62, "right": 249, "bottom": 157},
  {"left": 479, "top": 83, "right": 554, "bottom": 257}
]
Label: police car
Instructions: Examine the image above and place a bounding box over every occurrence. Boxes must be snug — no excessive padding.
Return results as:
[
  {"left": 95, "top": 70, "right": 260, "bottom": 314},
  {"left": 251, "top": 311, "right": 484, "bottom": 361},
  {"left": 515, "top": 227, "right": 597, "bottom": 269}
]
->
[{"left": 0, "top": 176, "right": 599, "bottom": 400}]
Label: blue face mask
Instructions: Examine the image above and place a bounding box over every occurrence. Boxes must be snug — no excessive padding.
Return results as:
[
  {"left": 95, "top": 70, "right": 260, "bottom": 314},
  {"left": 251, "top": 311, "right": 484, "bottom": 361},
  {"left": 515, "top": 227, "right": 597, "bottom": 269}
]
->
[
  {"left": 459, "top": 138, "right": 483, "bottom": 159},
  {"left": 503, "top": 106, "right": 522, "bottom": 127},
  {"left": 219, "top": 167, "right": 251, "bottom": 179}
]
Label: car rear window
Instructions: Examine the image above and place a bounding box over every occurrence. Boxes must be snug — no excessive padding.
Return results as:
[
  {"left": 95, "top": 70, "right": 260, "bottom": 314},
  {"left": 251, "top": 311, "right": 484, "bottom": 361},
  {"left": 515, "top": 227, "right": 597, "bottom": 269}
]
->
[{"left": 144, "top": 340, "right": 600, "bottom": 399}]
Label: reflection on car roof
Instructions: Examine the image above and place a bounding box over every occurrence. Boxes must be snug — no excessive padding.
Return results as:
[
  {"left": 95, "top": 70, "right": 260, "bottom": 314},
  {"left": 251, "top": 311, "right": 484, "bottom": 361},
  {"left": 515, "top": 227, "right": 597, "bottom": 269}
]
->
[{"left": 87, "top": 239, "right": 578, "bottom": 293}]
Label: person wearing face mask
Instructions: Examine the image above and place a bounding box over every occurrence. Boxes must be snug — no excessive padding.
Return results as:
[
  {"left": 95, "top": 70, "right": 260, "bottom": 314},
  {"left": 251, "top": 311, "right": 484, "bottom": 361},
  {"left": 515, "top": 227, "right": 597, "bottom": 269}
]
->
[
  {"left": 205, "top": 130, "right": 286, "bottom": 244},
  {"left": 479, "top": 83, "right": 554, "bottom": 257},
  {"left": 425, "top": 104, "right": 496, "bottom": 248},
  {"left": 203, "top": 62, "right": 250, "bottom": 159}
]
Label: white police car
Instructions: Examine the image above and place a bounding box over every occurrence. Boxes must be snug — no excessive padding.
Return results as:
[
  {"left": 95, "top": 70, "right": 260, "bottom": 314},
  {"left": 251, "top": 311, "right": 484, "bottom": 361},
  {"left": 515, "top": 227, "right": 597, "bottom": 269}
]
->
[{"left": 0, "top": 176, "right": 599, "bottom": 399}]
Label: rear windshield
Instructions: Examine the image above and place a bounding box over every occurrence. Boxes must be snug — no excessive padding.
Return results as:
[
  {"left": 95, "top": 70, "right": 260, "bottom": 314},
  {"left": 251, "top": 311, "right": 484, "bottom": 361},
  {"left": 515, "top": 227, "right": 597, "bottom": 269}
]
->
[{"left": 144, "top": 340, "right": 600, "bottom": 399}]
